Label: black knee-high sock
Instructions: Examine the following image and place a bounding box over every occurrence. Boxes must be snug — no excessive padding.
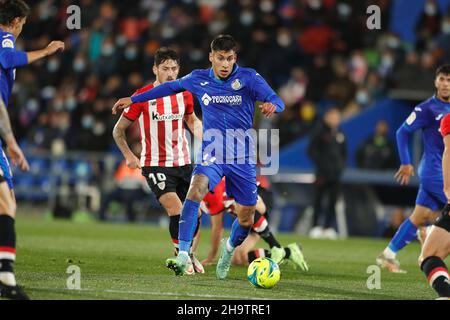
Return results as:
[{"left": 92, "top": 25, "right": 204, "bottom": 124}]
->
[
  {"left": 253, "top": 211, "right": 281, "bottom": 248},
  {"left": 421, "top": 256, "right": 450, "bottom": 298},
  {"left": 0, "top": 215, "right": 16, "bottom": 274},
  {"left": 169, "top": 215, "right": 180, "bottom": 253},
  {"left": 247, "top": 247, "right": 292, "bottom": 264},
  {"left": 248, "top": 249, "right": 270, "bottom": 263}
]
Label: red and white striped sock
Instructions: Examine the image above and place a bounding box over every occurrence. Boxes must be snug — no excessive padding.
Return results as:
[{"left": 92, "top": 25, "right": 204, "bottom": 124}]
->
[{"left": 421, "top": 256, "right": 450, "bottom": 298}]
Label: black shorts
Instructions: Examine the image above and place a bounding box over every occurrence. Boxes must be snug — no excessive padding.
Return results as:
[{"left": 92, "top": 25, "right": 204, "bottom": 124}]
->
[
  {"left": 142, "top": 165, "right": 193, "bottom": 202},
  {"left": 435, "top": 204, "right": 450, "bottom": 232}
]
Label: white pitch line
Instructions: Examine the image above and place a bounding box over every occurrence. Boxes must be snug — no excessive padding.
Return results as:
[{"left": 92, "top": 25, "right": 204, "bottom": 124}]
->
[{"left": 29, "top": 287, "right": 273, "bottom": 300}]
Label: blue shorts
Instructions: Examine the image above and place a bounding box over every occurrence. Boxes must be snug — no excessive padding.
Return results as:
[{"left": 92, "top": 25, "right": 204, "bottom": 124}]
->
[
  {"left": 193, "top": 162, "right": 257, "bottom": 206},
  {"left": 416, "top": 179, "right": 446, "bottom": 212},
  {"left": 0, "top": 149, "right": 13, "bottom": 190}
]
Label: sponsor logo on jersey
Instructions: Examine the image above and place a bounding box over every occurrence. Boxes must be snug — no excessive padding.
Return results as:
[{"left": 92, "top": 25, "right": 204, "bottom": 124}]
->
[
  {"left": 406, "top": 112, "right": 416, "bottom": 125},
  {"left": 436, "top": 114, "right": 444, "bottom": 121},
  {"left": 202, "top": 93, "right": 212, "bottom": 106},
  {"left": 231, "top": 79, "right": 242, "bottom": 90},
  {"left": 151, "top": 111, "right": 184, "bottom": 121},
  {"left": 200, "top": 82, "right": 209, "bottom": 86},
  {"left": 202, "top": 94, "right": 243, "bottom": 106}
]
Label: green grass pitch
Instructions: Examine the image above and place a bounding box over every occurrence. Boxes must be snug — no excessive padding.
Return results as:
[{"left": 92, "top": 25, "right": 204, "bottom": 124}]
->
[{"left": 12, "top": 216, "right": 443, "bottom": 300}]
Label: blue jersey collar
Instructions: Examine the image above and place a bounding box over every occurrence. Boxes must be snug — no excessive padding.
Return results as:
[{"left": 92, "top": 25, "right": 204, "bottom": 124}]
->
[
  {"left": 209, "top": 64, "right": 239, "bottom": 83},
  {"left": 432, "top": 95, "right": 450, "bottom": 106}
]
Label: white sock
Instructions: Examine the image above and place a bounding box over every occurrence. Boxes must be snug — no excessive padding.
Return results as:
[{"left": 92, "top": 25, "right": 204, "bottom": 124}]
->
[
  {"left": 383, "top": 247, "right": 396, "bottom": 259},
  {"left": 178, "top": 250, "right": 189, "bottom": 258},
  {"left": 0, "top": 272, "right": 16, "bottom": 286},
  {"left": 226, "top": 239, "right": 234, "bottom": 252}
]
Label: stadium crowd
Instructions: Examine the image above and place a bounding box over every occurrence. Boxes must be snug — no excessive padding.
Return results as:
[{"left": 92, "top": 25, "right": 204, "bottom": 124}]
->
[{"left": 8, "top": 0, "right": 450, "bottom": 152}]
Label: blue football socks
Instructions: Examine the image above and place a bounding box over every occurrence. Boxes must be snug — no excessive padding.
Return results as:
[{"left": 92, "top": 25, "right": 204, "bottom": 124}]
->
[{"left": 178, "top": 199, "right": 200, "bottom": 253}]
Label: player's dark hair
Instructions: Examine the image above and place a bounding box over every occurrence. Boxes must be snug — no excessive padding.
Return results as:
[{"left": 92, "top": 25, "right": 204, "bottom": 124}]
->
[
  {"left": 210, "top": 34, "right": 237, "bottom": 52},
  {"left": 0, "top": 0, "right": 30, "bottom": 25},
  {"left": 154, "top": 47, "right": 180, "bottom": 67},
  {"left": 436, "top": 64, "right": 450, "bottom": 77}
]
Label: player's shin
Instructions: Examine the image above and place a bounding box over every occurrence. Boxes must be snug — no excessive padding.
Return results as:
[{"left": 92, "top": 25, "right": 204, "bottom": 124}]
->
[
  {"left": 385, "top": 218, "right": 418, "bottom": 257},
  {"left": 421, "top": 256, "right": 450, "bottom": 298},
  {"left": 178, "top": 199, "right": 200, "bottom": 253},
  {"left": 228, "top": 219, "right": 251, "bottom": 251},
  {"left": 0, "top": 215, "right": 16, "bottom": 286}
]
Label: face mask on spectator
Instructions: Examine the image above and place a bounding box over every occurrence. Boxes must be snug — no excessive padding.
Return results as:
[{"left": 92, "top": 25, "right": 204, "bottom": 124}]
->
[
  {"left": 308, "top": 0, "right": 322, "bottom": 10},
  {"left": 102, "top": 44, "right": 115, "bottom": 56},
  {"left": 387, "top": 36, "right": 400, "bottom": 49},
  {"left": 125, "top": 47, "right": 138, "bottom": 60},
  {"left": 442, "top": 21, "right": 450, "bottom": 34},
  {"left": 425, "top": 3, "right": 438, "bottom": 16},
  {"left": 381, "top": 55, "right": 394, "bottom": 69},
  {"left": 240, "top": 11, "right": 254, "bottom": 26},
  {"left": 260, "top": 0, "right": 274, "bottom": 13},
  {"left": 356, "top": 90, "right": 370, "bottom": 105},
  {"left": 73, "top": 59, "right": 86, "bottom": 72},
  {"left": 93, "top": 121, "right": 106, "bottom": 135},
  {"left": 47, "top": 59, "right": 60, "bottom": 72},
  {"left": 277, "top": 33, "right": 291, "bottom": 47},
  {"left": 337, "top": 3, "right": 351, "bottom": 18},
  {"left": 65, "top": 97, "right": 77, "bottom": 111},
  {"left": 82, "top": 115, "right": 94, "bottom": 129}
]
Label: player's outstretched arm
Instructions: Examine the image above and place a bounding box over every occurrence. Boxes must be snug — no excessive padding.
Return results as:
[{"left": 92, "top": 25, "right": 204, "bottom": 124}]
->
[
  {"left": 26, "top": 41, "right": 65, "bottom": 64},
  {"left": 0, "top": 97, "right": 29, "bottom": 171},
  {"left": 112, "top": 116, "right": 140, "bottom": 169},
  {"left": 112, "top": 80, "right": 185, "bottom": 114},
  {"left": 394, "top": 126, "right": 414, "bottom": 185}
]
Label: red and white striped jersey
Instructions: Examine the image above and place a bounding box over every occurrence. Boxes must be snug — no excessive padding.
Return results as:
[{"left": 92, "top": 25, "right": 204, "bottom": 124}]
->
[{"left": 123, "top": 83, "right": 194, "bottom": 167}]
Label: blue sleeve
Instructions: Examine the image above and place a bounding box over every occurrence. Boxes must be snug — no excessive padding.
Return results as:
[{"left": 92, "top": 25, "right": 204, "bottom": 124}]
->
[
  {"left": 130, "top": 80, "right": 185, "bottom": 103},
  {"left": 251, "top": 72, "right": 285, "bottom": 113},
  {"left": 0, "top": 48, "right": 28, "bottom": 69},
  {"left": 396, "top": 125, "right": 412, "bottom": 165}
]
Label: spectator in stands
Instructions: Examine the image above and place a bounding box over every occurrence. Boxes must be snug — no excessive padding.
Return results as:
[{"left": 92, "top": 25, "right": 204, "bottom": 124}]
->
[
  {"left": 307, "top": 108, "right": 347, "bottom": 240},
  {"left": 356, "top": 120, "right": 397, "bottom": 170},
  {"left": 98, "top": 143, "right": 149, "bottom": 222}
]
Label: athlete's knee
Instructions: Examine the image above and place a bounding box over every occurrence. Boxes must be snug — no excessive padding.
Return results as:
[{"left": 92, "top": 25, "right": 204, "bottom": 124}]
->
[
  {"left": 0, "top": 199, "right": 16, "bottom": 217},
  {"left": 410, "top": 210, "right": 428, "bottom": 226},
  {"left": 187, "top": 176, "right": 209, "bottom": 201},
  {"left": 237, "top": 207, "right": 255, "bottom": 227}
]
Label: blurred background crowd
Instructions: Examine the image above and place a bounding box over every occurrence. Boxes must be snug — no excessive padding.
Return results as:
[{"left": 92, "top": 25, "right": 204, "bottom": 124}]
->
[
  {"left": 13, "top": 0, "right": 447, "bottom": 152},
  {"left": 7, "top": 0, "right": 450, "bottom": 236}
]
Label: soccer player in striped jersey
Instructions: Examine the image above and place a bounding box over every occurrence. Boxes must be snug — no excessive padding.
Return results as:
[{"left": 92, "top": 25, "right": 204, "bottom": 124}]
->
[
  {"left": 418, "top": 113, "right": 450, "bottom": 299},
  {"left": 376, "top": 65, "right": 450, "bottom": 273},
  {"left": 0, "top": 0, "right": 64, "bottom": 300},
  {"left": 199, "top": 178, "right": 308, "bottom": 271},
  {"left": 112, "top": 47, "right": 204, "bottom": 275}
]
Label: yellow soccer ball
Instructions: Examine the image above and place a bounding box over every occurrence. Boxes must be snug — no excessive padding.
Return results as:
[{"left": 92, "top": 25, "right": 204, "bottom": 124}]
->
[{"left": 247, "top": 257, "right": 281, "bottom": 289}]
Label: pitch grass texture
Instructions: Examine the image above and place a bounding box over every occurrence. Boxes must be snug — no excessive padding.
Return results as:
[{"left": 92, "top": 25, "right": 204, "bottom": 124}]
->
[{"left": 12, "top": 216, "right": 443, "bottom": 300}]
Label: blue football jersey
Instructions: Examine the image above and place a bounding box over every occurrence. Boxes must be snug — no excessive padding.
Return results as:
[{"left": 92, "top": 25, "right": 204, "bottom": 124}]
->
[
  {"left": 177, "top": 66, "right": 283, "bottom": 162},
  {"left": 131, "top": 65, "right": 284, "bottom": 162},
  {"left": 0, "top": 29, "right": 28, "bottom": 107},
  {"left": 401, "top": 96, "right": 450, "bottom": 180}
]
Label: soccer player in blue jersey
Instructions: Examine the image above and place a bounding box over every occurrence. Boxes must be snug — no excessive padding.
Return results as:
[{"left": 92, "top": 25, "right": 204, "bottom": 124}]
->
[
  {"left": 0, "top": 0, "right": 64, "bottom": 299},
  {"left": 376, "top": 64, "right": 450, "bottom": 273},
  {"left": 113, "top": 34, "right": 285, "bottom": 279}
]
